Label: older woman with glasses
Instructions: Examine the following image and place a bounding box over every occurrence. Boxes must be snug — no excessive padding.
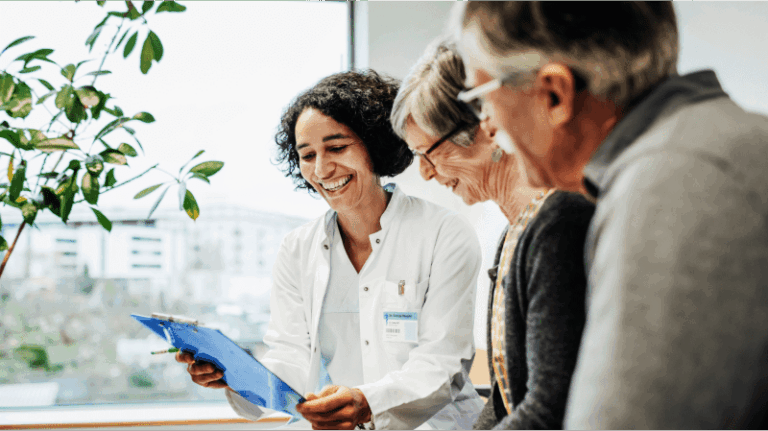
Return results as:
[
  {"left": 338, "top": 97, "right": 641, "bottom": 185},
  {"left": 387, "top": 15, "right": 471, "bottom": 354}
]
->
[{"left": 392, "top": 40, "right": 594, "bottom": 430}]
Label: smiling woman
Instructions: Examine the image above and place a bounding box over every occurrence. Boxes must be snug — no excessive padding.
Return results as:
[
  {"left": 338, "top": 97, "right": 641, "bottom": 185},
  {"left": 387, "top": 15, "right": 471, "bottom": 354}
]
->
[{"left": 179, "top": 70, "right": 486, "bottom": 430}]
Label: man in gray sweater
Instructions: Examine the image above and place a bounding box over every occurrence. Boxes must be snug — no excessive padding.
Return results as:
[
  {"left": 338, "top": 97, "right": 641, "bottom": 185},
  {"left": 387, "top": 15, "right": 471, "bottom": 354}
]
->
[{"left": 454, "top": 2, "right": 768, "bottom": 428}]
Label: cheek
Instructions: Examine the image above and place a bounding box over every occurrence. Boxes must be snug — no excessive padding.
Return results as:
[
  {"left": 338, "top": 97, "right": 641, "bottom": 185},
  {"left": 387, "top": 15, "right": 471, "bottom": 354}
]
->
[{"left": 439, "top": 154, "right": 487, "bottom": 192}]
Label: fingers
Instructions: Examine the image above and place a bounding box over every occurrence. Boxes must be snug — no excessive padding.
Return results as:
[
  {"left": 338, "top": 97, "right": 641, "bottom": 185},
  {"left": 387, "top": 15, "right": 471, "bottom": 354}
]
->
[
  {"left": 175, "top": 351, "right": 194, "bottom": 364},
  {"left": 311, "top": 420, "right": 355, "bottom": 430},
  {"left": 299, "top": 386, "right": 349, "bottom": 413},
  {"left": 302, "top": 404, "right": 357, "bottom": 424}
]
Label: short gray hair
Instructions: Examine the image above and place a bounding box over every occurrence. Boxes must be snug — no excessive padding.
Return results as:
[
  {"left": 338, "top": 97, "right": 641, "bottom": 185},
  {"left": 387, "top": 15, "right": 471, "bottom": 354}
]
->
[
  {"left": 456, "top": 1, "right": 679, "bottom": 108},
  {"left": 391, "top": 37, "right": 479, "bottom": 148}
]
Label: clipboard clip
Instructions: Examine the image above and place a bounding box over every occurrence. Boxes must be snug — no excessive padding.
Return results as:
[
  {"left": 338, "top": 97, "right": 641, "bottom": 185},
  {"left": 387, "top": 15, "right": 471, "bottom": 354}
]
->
[{"left": 151, "top": 313, "right": 201, "bottom": 327}]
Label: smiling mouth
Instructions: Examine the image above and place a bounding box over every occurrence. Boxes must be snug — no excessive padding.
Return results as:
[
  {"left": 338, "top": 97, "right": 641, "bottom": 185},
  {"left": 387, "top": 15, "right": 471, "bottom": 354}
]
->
[{"left": 319, "top": 175, "right": 352, "bottom": 192}]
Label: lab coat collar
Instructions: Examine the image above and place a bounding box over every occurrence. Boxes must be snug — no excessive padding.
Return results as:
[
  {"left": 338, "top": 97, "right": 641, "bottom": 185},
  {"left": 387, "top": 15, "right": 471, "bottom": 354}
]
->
[{"left": 321, "top": 183, "right": 403, "bottom": 242}]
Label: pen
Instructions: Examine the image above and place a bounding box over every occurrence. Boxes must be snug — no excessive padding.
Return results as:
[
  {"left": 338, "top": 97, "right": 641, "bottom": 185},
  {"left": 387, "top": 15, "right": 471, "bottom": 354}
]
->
[{"left": 150, "top": 347, "right": 179, "bottom": 355}]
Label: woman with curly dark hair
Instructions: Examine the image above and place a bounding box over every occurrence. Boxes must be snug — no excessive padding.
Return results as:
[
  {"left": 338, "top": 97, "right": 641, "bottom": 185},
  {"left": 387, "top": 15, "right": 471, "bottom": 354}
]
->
[{"left": 178, "top": 70, "right": 485, "bottom": 430}]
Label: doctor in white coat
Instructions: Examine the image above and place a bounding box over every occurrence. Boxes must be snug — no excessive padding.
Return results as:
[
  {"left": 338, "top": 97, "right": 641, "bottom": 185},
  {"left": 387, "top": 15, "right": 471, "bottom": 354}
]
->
[{"left": 177, "top": 70, "right": 484, "bottom": 430}]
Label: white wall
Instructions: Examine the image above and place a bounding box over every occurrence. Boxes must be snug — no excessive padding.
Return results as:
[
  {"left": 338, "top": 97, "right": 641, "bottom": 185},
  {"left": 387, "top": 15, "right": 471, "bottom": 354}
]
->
[{"left": 360, "top": 1, "right": 768, "bottom": 350}]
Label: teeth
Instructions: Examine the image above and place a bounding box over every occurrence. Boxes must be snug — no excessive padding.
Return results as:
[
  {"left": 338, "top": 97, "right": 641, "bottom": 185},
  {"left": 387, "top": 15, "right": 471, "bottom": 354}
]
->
[{"left": 321, "top": 175, "right": 352, "bottom": 191}]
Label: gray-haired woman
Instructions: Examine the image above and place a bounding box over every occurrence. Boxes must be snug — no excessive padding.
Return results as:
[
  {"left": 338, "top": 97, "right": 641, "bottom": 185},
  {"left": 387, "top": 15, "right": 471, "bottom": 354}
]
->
[{"left": 391, "top": 39, "right": 594, "bottom": 430}]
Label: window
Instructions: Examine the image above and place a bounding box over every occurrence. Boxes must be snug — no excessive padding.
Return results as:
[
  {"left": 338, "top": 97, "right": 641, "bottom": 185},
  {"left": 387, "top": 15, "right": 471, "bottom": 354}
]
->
[{"left": 0, "top": 1, "right": 347, "bottom": 410}]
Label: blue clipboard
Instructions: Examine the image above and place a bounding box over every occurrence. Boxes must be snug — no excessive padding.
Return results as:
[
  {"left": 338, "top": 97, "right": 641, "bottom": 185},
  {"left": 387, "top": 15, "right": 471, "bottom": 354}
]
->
[{"left": 131, "top": 313, "right": 305, "bottom": 418}]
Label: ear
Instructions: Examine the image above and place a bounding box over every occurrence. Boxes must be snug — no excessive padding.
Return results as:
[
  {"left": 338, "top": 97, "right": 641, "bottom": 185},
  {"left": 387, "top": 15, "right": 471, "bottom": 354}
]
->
[
  {"left": 536, "top": 63, "right": 578, "bottom": 127},
  {"left": 478, "top": 116, "right": 497, "bottom": 138}
]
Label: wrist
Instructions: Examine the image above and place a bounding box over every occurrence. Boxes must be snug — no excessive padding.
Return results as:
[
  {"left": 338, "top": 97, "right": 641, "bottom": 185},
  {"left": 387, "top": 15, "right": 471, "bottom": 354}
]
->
[{"left": 352, "top": 388, "right": 372, "bottom": 424}]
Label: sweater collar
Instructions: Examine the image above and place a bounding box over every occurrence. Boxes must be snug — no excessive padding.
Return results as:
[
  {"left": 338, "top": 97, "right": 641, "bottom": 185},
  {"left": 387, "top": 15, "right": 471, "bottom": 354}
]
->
[{"left": 582, "top": 70, "right": 727, "bottom": 198}]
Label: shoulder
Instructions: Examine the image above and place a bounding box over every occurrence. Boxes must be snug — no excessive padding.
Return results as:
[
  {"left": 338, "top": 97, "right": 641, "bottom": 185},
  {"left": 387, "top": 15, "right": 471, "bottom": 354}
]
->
[
  {"left": 526, "top": 191, "right": 595, "bottom": 238},
  {"left": 280, "top": 211, "right": 329, "bottom": 252},
  {"left": 517, "top": 191, "right": 595, "bottom": 266},
  {"left": 397, "top": 193, "right": 479, "bottom": 245}
]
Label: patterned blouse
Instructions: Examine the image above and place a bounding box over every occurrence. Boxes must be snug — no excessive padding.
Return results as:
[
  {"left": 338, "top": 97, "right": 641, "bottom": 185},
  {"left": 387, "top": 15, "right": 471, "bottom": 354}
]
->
[{"left": 491, "top": 188, "right": 555, "bottom": 414}]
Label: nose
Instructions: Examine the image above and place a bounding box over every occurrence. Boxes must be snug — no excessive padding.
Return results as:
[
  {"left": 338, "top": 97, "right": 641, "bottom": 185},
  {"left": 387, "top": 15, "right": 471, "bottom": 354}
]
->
[
  {"left": 314, "top": 153, "right": 334, "bottom": 180},
  {"left": 418, "top": 156, "right": 436, "bottom": 181}
]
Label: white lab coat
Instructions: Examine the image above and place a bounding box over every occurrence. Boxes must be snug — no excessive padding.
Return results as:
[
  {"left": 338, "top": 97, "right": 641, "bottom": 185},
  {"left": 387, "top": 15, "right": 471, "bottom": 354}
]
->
[{"left": 227, "top": 185, "right": 484, "bottom": 429}]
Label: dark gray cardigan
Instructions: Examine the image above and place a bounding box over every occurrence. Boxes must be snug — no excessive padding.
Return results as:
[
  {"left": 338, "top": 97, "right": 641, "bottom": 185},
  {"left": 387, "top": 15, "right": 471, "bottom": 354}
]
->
[{"left": 473, "top": 191, "right": 595, "bottom": 430}]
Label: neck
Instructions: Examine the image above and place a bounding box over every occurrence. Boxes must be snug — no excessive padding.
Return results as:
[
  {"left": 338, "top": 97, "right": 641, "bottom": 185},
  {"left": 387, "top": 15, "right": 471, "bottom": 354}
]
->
[
  {"left": 555, "top": 93, "right": 623, "bottom": 194},
  {"left": 336, "top": 185, "right": 390, "bottom": 247},
  {"left": 486, "top": 153, "right": 548, "bottom": 224}
]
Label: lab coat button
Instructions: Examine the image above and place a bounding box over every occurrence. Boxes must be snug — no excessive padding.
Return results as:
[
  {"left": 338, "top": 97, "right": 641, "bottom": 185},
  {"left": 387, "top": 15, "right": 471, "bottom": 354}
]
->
[
  {"left": 323, "top": 244, "right": 329, "bottom": 250},
  {"left": 363, "top": 286, "right": 368, "bottom": 292},
  {"left": 365, "top": 340, "right": 369, "bottom": 346},
  {"left": 375, "top": 239, "right": 380, "bottom": 244},
  {"left": 314, "top": 347, "right": 317, "bottom": 352}
]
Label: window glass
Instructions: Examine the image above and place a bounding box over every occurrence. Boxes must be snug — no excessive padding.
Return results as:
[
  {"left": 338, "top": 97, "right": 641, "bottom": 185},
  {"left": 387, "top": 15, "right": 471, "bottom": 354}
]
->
[{"left": 0, "top": 1, "right": 347, "bottom": 406}]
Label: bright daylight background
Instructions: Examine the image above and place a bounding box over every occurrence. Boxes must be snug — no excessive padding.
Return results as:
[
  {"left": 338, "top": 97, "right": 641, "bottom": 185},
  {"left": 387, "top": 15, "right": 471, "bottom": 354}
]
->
[{"left": 0, "top": 1, "right": 347, "bottom": 408}]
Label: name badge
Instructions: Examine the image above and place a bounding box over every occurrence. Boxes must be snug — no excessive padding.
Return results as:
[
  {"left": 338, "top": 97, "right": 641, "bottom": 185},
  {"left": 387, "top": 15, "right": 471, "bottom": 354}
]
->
[{"left": 383, "top": 311, "right": 418, "bottom": 343}]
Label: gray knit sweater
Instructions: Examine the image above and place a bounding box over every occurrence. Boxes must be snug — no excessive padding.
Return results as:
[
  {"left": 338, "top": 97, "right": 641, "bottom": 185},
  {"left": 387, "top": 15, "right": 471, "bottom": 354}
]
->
[{"left": 473, "top": 191, "right": 595, "bottom": 430}]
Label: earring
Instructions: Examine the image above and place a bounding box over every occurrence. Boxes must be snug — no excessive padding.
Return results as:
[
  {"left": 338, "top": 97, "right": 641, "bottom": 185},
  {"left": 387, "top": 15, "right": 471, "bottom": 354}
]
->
[{"left": 491, "top": 146, "right": 503, "bottom": 163}]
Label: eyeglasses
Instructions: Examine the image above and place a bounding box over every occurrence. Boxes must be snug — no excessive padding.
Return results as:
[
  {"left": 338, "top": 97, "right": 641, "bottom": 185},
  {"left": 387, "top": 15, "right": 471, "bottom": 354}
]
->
[
  {"left": 456, "top": 73, "right": 528, "bottom": 121},
  {"left": 411, "top": 122, "right": 468, "bottom": 169},
  {"left": 457, "top": 68, "right": 587, "bottom": 120}
]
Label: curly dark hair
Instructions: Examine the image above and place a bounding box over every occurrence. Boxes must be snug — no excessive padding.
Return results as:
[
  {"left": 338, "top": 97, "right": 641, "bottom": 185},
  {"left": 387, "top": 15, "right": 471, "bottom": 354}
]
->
[{"left": 274, "top": 70, "right": 414, "bottom": 193}]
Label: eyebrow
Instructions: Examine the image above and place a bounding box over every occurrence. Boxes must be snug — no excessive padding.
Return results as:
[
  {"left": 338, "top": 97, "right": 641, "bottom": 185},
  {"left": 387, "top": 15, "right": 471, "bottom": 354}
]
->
[{"left": 296, "top": 134, "right": 351, "bottom": 150}]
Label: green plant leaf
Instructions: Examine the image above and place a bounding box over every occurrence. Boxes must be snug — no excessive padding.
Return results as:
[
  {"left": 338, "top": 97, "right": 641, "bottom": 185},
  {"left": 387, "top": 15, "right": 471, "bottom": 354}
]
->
[
  {"left": 21, "top": 202, "right": 38, "bottom": 224},
  {"left": 55, "top": 85, "right": 74, "bottom": 109},
  {"left": 9, "top": 163, "right": 25, "bottom": 201},
  {"left": 41, "top": 186, "right": 60, "bottom": 216},
  {"left": 0, "top": 129, "right": 21, "bottom": 148},
  {"left": 1, "top": 36, "right": 35, "bottom": 56},
  {"left": 126, "top": 2, "right": 142, "bottom": 20},
  {"left": 0, "top": 74, "right": 14, "bottom": 104},
  {"left": 104, "top": 168, "right": 117, "bottom": 187},
  {"left": 97, "top": 0, "right": 106, "bottom": 6},
  {"left": 64, "top": 96, "right": 87, "bottom": 123},
  {"left": 36, "top": 89, "right": 56, "bottom": 105},
  {"left": 5, "top": 82, "right": 33, "bottom": 118},
  {"left": 148, "top": 31, "right": 163, "bottom": 62},
  {"left": 91, "top": 207, "right": 112, "bottom": 232},
  {"left": 14, "top": 48, "right": 55, "bottom": 67},
  {"left": 140, "top": 34, "right": 153, "bottom": 74},
  {"left": 86, "top": 155, "right": 104, "bottom": 175},
  {"left": 142, "top": 1, "right": 155, "bottom": 14},
  {"left": 90, "top": 90, "right": 109, "bottom": 120},
  {"left": 190, "top": 173, "right": 210, "bottom": 184},
  {"left": 114, "top": 29, "right": 130, "bottom": 52},
  {"left": 67, "top": 160, "right": 81, "bottom": 171},
  {"left": 189, "top": 161, "right": 224, "bottom": 177},
  {"left": 100, "top": 149, "right": 127, "bottom": 165},
  {"left": 118, "top": 143, "right": 137, "bottom": 157},
  {"left": 75, "top": 86, "right": 100, "bottom": 107},
  {"left": 37, "top": 172, "right": 59, "bottom": 179},
  {"left": 19, "top": 65, "right": 41, "bottom": 74},
  {"left": 35, "top": 138, "right": 80, "bottom": 152},
  {"left": 123, "top": 31, "right": 138, "bottom": 58},
  {"left": 57, "top": 174, "right": 78, "bottom": 223},
  {"left": 85, "top": 70, "right": 111, "bottom": 77},
  {"left": 156, "top": 1, "right": 186, "bottom": 13},
  {"left": 134, "top": 183, "right": 163, "bottom": 199},
  {"left": 148, "top": 185, "right": 170, "bottom": 218},
  {"left": 7, "top": 156, "right": 13, "bottom": 182},
  {"left": 0, "top": 235, "right": 7, "bottom": 252},
  {"left": 183, "top": 189, "right": 199, "bottom": 220},
  {"left": 132, "top": 111, "right": 155, "bottom": 123},
  {"left": 38, "top": 79, "right": 54, "bottom": 91},
  {"left": 82, "top": 171, "right": 99, "bottom": 205},
  {"left": 85, "top": 27, "right": 102, "bottom": 53},
  {"left": 94, "top": 116, "right": 129, "bottom": 141},
  {"left": 61, "top": 64, "right": 76, "bottom": 82}
]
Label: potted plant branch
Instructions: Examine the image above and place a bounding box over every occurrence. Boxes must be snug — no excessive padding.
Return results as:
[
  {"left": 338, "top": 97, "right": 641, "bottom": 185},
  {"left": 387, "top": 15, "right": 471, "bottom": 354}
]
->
[{"left": 0, "top": 1, "right": 223, "bottom": 280}]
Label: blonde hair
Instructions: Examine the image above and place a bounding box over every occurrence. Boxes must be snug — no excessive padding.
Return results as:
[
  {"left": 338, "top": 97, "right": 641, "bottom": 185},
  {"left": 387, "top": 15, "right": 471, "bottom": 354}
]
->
[{"left": 391, "top": 36, "right": 478, "bottom": 147}]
